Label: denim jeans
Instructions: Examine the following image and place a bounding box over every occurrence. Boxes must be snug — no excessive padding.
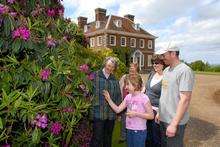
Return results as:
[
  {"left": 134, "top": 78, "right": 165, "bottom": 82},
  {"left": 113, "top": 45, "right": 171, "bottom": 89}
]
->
[
  {"left": 160, "top": 121, "right": 186, "bottom": 147},
  {"left": 126, "top": 129, "right": 147, "bottom": 147},
  {"left": 90, "top": 119, "right": 115, "bottom": 147}
]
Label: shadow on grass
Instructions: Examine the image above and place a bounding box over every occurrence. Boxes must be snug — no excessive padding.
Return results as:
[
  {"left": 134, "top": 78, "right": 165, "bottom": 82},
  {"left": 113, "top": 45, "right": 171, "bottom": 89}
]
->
[{"left": 184, "top": 117, "right": 219, "bottom": 146}]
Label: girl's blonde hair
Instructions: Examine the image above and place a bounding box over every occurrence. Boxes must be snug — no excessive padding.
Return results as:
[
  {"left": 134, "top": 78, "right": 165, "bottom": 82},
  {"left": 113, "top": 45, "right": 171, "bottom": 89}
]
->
[{"left": 125, "top": 74, "right": 143, "bottom": 91}]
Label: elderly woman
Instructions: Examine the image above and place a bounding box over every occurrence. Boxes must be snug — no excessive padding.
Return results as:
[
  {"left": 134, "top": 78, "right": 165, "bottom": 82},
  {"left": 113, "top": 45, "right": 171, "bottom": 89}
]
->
[
  {"left": 90, "top": 57, "right": 122, "bottom": 147},
  {"left": 145, "top": 55, "right": 165, "bottom": 147}
]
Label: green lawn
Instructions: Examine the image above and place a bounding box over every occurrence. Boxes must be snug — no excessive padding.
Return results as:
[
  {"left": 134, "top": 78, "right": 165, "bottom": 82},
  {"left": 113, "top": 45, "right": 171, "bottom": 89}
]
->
[{"left": 112, "top": 120, "right": 126, "bottom": 147}]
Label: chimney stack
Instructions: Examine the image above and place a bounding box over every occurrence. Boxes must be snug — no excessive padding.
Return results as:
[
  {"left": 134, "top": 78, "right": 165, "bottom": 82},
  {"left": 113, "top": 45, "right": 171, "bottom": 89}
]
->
[
  {"left": 95, "top": 8, "right": 107, "bottom": 21},
  {"left": 124, "top": 14, "right": 135, "bottom": 22},
  {"left": 77, "top": 16, "right": 88, "bottom": 29}
]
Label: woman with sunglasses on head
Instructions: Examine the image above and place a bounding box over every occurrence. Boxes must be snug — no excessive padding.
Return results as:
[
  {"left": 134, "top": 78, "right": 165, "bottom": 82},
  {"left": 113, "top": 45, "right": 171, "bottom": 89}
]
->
[{"left": 145, "top": 55, "right": 165, "bottom": 147}]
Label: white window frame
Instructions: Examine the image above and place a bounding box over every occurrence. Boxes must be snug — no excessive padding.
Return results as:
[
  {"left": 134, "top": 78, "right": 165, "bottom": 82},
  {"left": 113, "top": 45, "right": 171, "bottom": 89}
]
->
[
  {"left": 84, "top": 25, "right": 88, "bottom": 32},
  {"left": 148, "top": 40, "right": 153, "bottom": 49},
  {"left": 90, "top": 38, "right": 95, "bottom": 47},
  {"left": 109, "top": 35, "right": 116, "bottom": 46},
  {"left": 97, "top": 36, "right": 102, "bottom": 46},
  {"left": 95, "top": 21, "right": 100, "bottom": 29},
  {"left": 114, "top": 20, "right": 122, "bottom": 28},
  {"left": 139, "top": 39, "right": 145, "bottom": 48},
  {"left": 130, "top": 38, "right": 136, "bottom": 47},
  {"left": 120, "top": 36, "right": 126, "bottom": 47},
  {"left": 148, "top": 55, "right": 153, "bottom": 66}
]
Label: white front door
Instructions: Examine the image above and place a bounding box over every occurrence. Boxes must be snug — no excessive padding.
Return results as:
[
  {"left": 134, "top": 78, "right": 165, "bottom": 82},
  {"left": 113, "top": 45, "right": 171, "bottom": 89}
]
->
[{"left": 132, "top": 50, "right": 144, "bottom": 71}]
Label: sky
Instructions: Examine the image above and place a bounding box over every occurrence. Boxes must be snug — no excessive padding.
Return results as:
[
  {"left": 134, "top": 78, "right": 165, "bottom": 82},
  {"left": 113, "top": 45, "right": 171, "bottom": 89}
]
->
[{"left": 62, "top": 0, "right": 220, "bottom": 64}]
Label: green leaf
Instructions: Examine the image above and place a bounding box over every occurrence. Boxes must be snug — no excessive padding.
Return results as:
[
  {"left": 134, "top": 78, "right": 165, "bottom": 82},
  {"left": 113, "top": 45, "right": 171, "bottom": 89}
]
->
[
  {"left": 4, "top": 16, "right": 14, "bottom": 37},
  {"left": 12, "top": 39, "right": 22, "bottom": 54},
  {"left": 0, "top": 38, "right": 3, "bottom": 48},
  {"left": 0, "top": 117, "right": 3, "bottom": 129},
  {"left": 32, "top": 127, "right": 40, "bottom": 144}
]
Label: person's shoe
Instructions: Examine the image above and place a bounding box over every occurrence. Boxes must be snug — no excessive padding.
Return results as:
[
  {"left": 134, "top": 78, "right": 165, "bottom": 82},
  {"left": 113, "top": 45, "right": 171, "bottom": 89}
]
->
[{"left": 118, "top": 138, "right": 126, "bottom": 144}]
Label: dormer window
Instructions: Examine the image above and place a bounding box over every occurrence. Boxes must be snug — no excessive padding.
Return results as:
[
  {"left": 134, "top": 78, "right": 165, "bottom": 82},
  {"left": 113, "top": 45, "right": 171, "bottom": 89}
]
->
[
  {"left": 84, "top": 25, "right": 88, "bottom": 32},
  {"left": 114, "top": 20, "right": 122, "bottom": 27},
  {"left": 96, "top": 21, "right": 100, "bottom": 29},
  {"left": 133, "top": 23, "right": 140, "bottom": 30}
]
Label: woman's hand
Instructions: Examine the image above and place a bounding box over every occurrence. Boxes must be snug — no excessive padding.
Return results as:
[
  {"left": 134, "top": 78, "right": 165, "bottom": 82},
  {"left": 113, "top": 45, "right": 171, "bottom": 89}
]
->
[
  {"left": 155, "top": 112, "right": 160, "bottom": 124},
  {"left": 126, "top": 111, "right": 137, "bottom": 118},
  {"left": 103, "top": 90, "right": 111, "bottom": 101}
]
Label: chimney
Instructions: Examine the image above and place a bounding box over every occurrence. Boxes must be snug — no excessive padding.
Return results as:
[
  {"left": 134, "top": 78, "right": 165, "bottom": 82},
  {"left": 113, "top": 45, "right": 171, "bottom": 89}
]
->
[
  {"left": 95, "top": 8, "right": 106, "bottom": 21},
  {"left": 124, "top": 14, "right": 135, "bottom": 22},
  {"left": 77, "top": 16, "right": 88, "bottom": 29}
]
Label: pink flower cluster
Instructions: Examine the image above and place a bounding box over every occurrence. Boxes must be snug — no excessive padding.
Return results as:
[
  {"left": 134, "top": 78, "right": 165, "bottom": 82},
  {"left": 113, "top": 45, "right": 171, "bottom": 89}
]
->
[
  {"left": 46, "top": 36, "right": 56, "bottom": 48},
  {"left": 0, "top": 4, "right": 9, "bottom": 14},
  {"left": 50, "top": 122, "right": 62, "bottom": 135},
  {"left": 7, "top": 0, "right": 15, "bottom": 4},
  {"left": 79, "top": 64, "right": 89, "bottom": 73},
  {"left": 87, "top": 72, "right": 95, "bottom": 80},
  {"left": 12, "top": 27, "right": 30, "bottom": 41},
  {"left": 32, "top": 114, "right": 48, "bottom": 129},
  {"left": 46, "top": 7, "right": 64, "bottom": 17},
  {"left": 39, "top": 68, "right": 51, "bottom": 81}
]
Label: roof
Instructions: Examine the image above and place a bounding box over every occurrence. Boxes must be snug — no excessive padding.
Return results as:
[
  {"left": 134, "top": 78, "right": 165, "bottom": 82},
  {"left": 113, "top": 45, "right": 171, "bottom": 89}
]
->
[{"left": 84, "top": 15, "right": 157, "bottom": 39}]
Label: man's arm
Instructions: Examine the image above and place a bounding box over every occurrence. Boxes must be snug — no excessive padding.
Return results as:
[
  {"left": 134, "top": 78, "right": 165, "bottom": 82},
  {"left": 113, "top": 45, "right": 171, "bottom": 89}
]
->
[{"left": 166, "top": 91, "right": 192, "bottom": 137}]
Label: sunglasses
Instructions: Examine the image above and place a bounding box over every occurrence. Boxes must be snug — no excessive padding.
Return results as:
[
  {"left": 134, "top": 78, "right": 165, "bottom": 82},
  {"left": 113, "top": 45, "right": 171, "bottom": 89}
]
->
[{"left": 152, "top": 61, "right": 160, "bottom": 65}]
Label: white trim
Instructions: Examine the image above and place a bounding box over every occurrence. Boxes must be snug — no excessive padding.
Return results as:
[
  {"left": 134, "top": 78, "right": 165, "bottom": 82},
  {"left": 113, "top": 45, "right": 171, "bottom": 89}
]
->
[
  {"left": 139, "top": 39, "right": 145, "bottom": 48},
  {"left": 132, "top": 50, "right": 144, "bottom": 71},
  {"left": 148, "top": 55, "right": 153, "bottom": 66},
  {"left": 96, "top": 21, "right": 100, "bottom": 29},
  {"left": 109, "top": 35, "right": 116, "bottom": 46},
  {"left": 90, "top": 37, "right": 95, "bottom": 47},
  {"left": 105, "top": 15, "right": 112, "bottom": 29},
  {"left": 114, "top": 19, "right": 122, "bottom": 28},
  {"left": 97, "top": 36, "right": 102, "bottom": 46},
  {"left": 120, "top": 36, "right": 126, "bottom": 47},
  {"left": 85, "top": 29, "right": 157, "bottom": 39},
  {"left": 84, "top": 25, "right": 88, "bottom": 32},
  {"left": 148, "top": 40, "right": 153, "bottom": 49},
  {"left": 130, "top": 38, "right": 136, "bottom": 47}
]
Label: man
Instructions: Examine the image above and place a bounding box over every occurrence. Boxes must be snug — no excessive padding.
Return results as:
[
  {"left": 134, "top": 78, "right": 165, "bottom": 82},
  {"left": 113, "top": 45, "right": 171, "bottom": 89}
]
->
[
  {"left": 155, "top": 46, "right": 195, "bottom": 147},
  {"left": 90, "top": 57, "right": 121, "bottom": 147}
]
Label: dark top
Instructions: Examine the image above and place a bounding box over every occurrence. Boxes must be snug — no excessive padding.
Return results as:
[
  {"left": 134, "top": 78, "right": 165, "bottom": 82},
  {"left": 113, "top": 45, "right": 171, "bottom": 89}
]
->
[{"left": 145, "top": 71, "right": 162, "bottom": 107}]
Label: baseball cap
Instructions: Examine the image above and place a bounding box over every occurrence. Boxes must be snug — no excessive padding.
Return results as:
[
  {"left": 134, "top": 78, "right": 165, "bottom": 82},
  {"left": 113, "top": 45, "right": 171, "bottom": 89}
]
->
[{"left": 155, "top": 46, "right": 180, "bottom": 55}]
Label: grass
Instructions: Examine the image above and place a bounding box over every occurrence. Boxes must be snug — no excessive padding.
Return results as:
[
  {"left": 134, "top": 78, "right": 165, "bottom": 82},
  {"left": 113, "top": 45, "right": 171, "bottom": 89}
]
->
[
  {"left": 112, "top": 120, "right": 126, "bottom": 147},
  {"left": 194, "top": 71, "right": 220, "bottom": 75}
]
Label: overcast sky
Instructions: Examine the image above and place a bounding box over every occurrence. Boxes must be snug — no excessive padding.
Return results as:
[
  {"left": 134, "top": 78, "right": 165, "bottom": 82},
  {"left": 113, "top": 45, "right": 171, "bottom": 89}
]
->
[{"left": 62, "top": 0, "right": 220, "bottom": 64}]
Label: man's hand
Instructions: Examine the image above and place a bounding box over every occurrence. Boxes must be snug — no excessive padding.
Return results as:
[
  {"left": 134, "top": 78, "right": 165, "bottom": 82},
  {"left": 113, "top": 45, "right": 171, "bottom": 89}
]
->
[{"left": 166, "top": 124, "right": 177, "bottom": 137}]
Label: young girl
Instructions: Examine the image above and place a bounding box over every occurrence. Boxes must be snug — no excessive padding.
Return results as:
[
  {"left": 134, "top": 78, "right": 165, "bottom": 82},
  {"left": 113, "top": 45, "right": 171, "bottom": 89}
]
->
[{"left": 103, "top": 74, "right": 154, "bottom": 147}]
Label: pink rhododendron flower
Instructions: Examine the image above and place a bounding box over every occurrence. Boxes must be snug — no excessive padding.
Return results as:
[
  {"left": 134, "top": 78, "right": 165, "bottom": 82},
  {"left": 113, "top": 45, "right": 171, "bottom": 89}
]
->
[
  {"left": 39, "top": 68, "right": 51, "bottom": 81},
  {"left": 50, "top": 122, "right": 62, "bottom": 135},
  {"left": 87, "top": 72, "right": 95, "bottom": 80},
  {"left": 46, "top": 36, "right": 56, "bottom": 48},
  {"left": 47, "top": 9, "right": 55, "bottom": 17},
  {"left": 79, "top": 64, "right": 89, "bottom": 73},
  {"left": 7, "top": 0, "right": 15, "bottom": 4},
  {"left": 12, "top": 27, "right": 30, "bottom": 41},
  {"left": 33, "top": 114, "right": 48, "bottom": 129},
  {"left": 0, "top": 4, "right": 9, "bottom": 14}
]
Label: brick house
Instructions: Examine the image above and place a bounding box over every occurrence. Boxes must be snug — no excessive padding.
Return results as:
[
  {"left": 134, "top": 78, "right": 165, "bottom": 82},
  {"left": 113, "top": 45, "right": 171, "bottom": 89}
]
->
[{"left": 78, "top": 8, "right": 157, "bottom": 73}]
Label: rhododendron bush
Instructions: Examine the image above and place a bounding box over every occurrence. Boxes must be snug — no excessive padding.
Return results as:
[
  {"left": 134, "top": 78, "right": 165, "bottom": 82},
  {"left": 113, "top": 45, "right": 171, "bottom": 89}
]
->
[{"left": 0, "top": 0, "right": 126, "bottom": 146}]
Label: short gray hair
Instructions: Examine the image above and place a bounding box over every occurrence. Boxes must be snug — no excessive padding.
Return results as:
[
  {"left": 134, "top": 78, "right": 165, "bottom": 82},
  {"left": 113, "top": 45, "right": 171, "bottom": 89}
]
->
[{"left": 103, "top": 56, "right": 118, "bottom": 70}]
